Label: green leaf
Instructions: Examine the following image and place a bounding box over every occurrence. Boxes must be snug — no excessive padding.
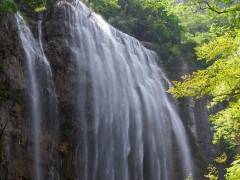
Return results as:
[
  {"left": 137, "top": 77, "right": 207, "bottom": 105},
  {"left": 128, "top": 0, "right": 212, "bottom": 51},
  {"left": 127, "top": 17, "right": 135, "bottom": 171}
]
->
[{"left": 34, "top": 5, "right": 47, "bottom": 12}]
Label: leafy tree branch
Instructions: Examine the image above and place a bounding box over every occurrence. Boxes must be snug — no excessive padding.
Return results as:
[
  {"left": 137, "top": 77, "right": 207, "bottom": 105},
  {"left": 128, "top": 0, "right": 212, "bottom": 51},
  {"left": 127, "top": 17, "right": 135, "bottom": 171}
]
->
[{"left": 203, "top": 0, "right": 240, "bottom": 14}]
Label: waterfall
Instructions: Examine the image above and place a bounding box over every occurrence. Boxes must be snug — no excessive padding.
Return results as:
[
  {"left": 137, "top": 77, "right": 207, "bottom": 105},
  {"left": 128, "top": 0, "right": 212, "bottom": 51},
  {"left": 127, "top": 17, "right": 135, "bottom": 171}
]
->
[
  {"left": 15, "top": 13, "right": 58, "bottom": 180},
  {"left": 57, "top": 0, "right": 193, "bottom": 179},
  {"left": 13, "top": 0, "right": 193, "bottom": 179},
  {"left": 16, "top": 13, "right": 42, "bottom": 180}
]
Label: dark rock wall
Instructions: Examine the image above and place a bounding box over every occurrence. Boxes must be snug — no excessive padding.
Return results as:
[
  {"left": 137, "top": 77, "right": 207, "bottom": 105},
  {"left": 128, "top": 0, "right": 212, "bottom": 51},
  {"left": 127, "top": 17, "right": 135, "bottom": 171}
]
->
[
  {"left": 0, "top": 13, "right": 59, "bottom": 180},
  {"left": 44, "top": 6, "right": 80, "bottom": 179},
  {"left": 0, "top": 13, "right": 32, "bottom": 179}
]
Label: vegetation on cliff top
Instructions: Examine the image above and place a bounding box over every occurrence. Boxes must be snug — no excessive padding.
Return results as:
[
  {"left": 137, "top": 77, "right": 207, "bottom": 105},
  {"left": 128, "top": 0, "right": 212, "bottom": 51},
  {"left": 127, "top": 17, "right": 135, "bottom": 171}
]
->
[{"left": 0, "top": 0, "right": 48, "bottom": 12}]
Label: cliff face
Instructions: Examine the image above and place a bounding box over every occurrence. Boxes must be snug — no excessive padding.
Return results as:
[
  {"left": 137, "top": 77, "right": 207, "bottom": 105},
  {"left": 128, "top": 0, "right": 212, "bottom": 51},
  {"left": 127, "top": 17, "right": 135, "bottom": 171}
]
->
[
  {"left": 0, "top": 13, "right": 59, "bottom": 179},
  {"left": 0, "top": 2, "right": 218, "bottom": 180},
  {"left": 44, "top": 5, "right": 82, "bottom": 179},
  {"left": 0, "top": 14, "right": 30, "bottom": 179}
]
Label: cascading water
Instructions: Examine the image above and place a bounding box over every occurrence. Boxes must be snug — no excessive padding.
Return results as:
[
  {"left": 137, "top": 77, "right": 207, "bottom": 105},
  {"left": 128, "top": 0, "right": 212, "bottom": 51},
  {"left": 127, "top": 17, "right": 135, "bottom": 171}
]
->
[
  {"left": 12, "top": 1, "right": 192, "bottom": 179},
  {"left": 15, "top": 13, "right": 58, "bottom": 180},
  {"left": 16, "top": 13, "right": 42, "bottom": 180},
  {"left": 56, "top": 0, "right": 193, "bottom": 179}
]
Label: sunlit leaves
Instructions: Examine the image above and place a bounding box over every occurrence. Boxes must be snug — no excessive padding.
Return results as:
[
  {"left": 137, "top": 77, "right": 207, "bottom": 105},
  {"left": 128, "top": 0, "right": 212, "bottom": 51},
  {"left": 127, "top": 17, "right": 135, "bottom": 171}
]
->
[
  {"left": 34, "top": 5, "right": 47, "bottom": 12},
  {"left": 204, "top": 164, "right": 219, "bottom": 180},
  {"left": 196, "top": 32, "right": 239, "bottom": 62},
  {"left": 169, "top": 27, "right": 240, "bottom": 152},
  {"left": 210, "top": 100, "right": 240, "bottom": 146},
  {"left": 169, "top": 29, "right": 240, "bottom": 102},
  {"left": 215, "top": 152, "right": 228, "bottom": 163},
  {"left": 226, "top": 156, "right": 240, "bottom": 180},
  {"left": 23, "top": 0, "right": 48, "bottom": 12}
]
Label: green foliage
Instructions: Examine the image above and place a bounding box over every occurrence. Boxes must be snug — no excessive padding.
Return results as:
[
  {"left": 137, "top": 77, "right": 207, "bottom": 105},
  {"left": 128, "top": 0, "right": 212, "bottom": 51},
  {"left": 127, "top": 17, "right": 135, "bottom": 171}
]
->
[
  {"left": 210, "top": 100, "right": 240, "bottom": 146},
  {"left": 169, "top": 29, "right": 240, "bottom": 147},
  {"left": 185, "top": 175, "right": 194, "bottom": 180},
  {"left": 0, "top": 0, "right": 17, "bottom": 13},
  {"left": 215, "top": 152, "right": 228, "bottom": 164},
  {"left": 0, "top": 0, "right": 49, "bottom": 13},
  {"left": 23, "top": 0, "right": 48, "bottom": 11},
  {"left": 168, "top": 0, "right": 240, "bottom": 178},
  {"left": 226, "top": 155, "right": 240, "bottom": 180},
  {"left": 34, "top": 6, "right": 47, "bottom": 12},
  {"left": 86, "top": 0, "right": 187, "bottom": 79},
  {"left": 86, "top": 0, "right": 181, "bottom": 45},
  {"left": 21, "top": 0, "right": 49, "bottom": 12},
  {"left": 196, "top": 31, "right": 239, "bottom": 62},
  {"left": 205, "top": 164, "right": 219, "bottom": 180},
  {"left": 166, "top": 0, "right": 240, "bottom": 43}
]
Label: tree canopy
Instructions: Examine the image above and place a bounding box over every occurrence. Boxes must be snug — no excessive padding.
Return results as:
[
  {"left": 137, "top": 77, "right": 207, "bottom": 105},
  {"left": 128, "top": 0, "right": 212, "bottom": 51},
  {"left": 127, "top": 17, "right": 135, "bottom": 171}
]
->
[{"left": 168, "top": 0, "right": 240, "bottom": 179}]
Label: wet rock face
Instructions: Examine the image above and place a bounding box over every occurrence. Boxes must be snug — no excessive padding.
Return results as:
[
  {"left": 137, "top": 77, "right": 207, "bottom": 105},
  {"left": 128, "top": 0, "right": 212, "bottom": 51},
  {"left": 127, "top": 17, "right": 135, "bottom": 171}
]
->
[
  {"left": 43, "top": 5, "right": 80, "bottom": 179},
  {"left": 0, "top": 14, "right": 31, "bottom": 180},
  {"left": 0, "top": 13, "right": 59, "bottom": 180}
]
